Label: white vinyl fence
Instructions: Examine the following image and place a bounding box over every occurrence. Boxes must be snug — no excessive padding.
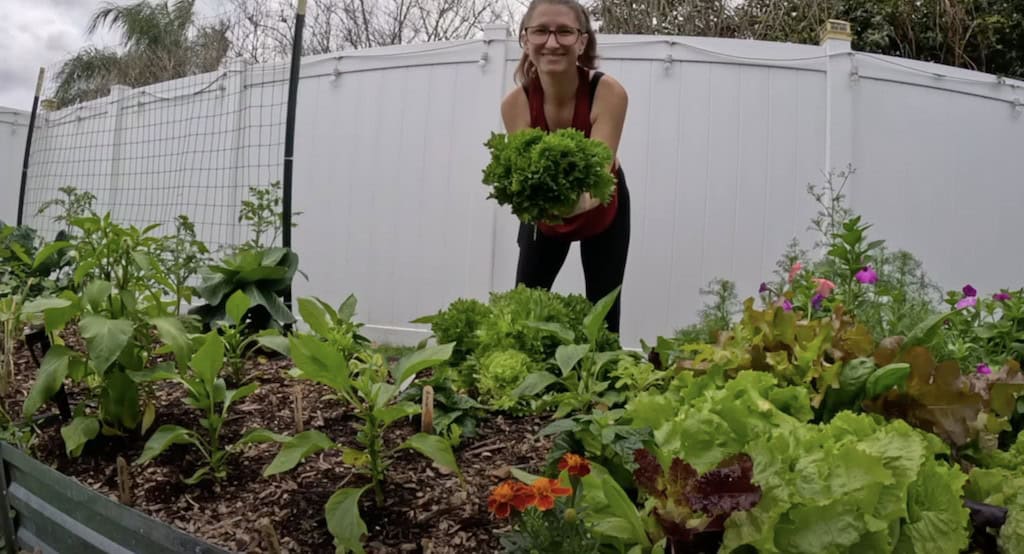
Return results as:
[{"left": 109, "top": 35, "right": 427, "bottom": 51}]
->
[
  {"left": 6, "top": 24, "right": 1024, "bottom": 348},
  {"left": 0, "top": 109, "right": 29, "bottom": 225}
]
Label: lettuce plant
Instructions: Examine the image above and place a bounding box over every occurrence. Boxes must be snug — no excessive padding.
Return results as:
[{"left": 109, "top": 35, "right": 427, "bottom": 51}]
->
[
  {"left": 482, "top": 128, "right": 616, "bottom": 224},
  {"left": 627, "top": 370, "right": 972, "bottom": 554}
]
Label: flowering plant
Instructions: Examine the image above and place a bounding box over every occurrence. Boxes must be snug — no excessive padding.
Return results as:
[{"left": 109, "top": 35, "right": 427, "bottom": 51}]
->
[
  {"left": 939, "top": 284, "right": 1024, "bottom": 373},
  {"left": 489, "top": 453, "right": 601, "bottom": 553}
]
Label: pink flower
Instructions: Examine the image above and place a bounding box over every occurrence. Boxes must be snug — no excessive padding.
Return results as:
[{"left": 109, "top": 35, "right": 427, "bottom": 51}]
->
[
  {"left": 788, "top": 262, "right": 802, "bottom": 283},
  {"left": 855, "top": 266, "right": 878, "bottom": 285},
  {"left": 813, "top": 278, "right": 836, "bottom": 298},
  {"left": 963, "top": 285, "right": 977, "bottom": 298},
  {"left": 976, "top": 363, "right": 992, "bottom": 375},
  {"left": 994, "top": 292, "right": 1012, "bottom": 302},
  {"left": 956, "top": 296, "right": 978, "bottom": 310}
]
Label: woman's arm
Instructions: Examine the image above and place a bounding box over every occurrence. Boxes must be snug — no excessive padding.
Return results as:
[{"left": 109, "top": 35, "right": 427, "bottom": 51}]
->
[
  {"left": 572, "top": 75, "right": 628, "bottom": 215},
  {"left": 501, "top": 88, "right": 531, "bottom": 134}
]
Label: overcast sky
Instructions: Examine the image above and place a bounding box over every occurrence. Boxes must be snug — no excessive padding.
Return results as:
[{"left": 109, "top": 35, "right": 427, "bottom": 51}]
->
[{"left": 0, "top": 0, "right": 228, "bottom": 111}]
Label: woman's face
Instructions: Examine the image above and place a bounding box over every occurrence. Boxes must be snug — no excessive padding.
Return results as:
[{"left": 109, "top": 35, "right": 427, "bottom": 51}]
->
[{"left": 523, "top": 4, "right": 587, "bottom": 76}]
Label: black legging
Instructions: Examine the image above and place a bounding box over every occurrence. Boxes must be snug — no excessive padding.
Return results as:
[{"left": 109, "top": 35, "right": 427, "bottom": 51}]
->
[{"left": 514, "top": 168, "right": 631, "bottom": 333}]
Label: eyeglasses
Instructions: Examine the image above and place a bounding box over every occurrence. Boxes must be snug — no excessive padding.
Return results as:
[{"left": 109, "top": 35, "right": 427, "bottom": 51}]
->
[{"left": 522, "top": 26, "right": 584, "bottom": 46}]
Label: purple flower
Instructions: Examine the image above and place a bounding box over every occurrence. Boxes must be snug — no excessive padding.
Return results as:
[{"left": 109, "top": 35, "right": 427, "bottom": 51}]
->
[
  {"left": 759, "top": 282, "right": 769, "bottom": 294},
  {"left": 994, "top": 292, "right": 1012, "bottom": 302},
  {"left": 777, "top": 299, "right": 793, "bottom": 312},
  {"left": 955, "top": 296, "right": 978, "bottom": 310},
  {"left": 963, "top": 284, "right": 977, "bottom": 298},
  {"left": 855, "top": 266, "right": 878, "bottom": 285},
  {"left": 976, "top": 363, "right": 992, "bottom": 375},
  {"left": 811, "top": 293, "right": 824, "bottom": 310}
]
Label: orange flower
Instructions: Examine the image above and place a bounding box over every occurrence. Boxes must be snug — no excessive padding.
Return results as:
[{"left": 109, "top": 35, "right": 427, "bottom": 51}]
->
[
  {"left": 487, "top": 480, "right": 536, "bottom": 518},
  {"left": 531, "top": 477, "right": 572, "bottom": 511},
  {"left": 558, "top": 453, "right": 591, "bottom": 478}
]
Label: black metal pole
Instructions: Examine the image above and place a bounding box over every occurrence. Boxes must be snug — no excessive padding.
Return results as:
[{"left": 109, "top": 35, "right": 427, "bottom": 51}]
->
[
  {"left": 281, "top": 0, "right": 305, "bottom": 315},
  {"left": 17, "top": 68, "right": 45, "bottom": 226}
]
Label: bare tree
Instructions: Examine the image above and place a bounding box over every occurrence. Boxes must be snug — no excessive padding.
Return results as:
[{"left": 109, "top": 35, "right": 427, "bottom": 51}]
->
[{"left": 226, "top": 0, "right": 516, "bottom": 63}]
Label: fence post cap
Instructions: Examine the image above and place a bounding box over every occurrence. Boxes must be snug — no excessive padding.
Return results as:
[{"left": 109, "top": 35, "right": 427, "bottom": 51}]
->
[
  {"left": 482, "top": 24, "right": 511, "bottom": 40},
  {"left": 820, "top": 19, "right": 853, "bottom": 44}
]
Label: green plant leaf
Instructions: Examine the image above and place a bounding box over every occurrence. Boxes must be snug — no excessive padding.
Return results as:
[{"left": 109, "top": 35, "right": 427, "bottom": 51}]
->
[
  {"left": 20, "top": 296, "right": 74, "bottom": 332},
  {"left": 79, "top": 315, "right": 134, "bottom": 375},
  {"left": 392, "top": 343, "right": 455, "bottom": 388},
  {"left": 100, "top": 371, "right": 141, "bottom": 430},
  {"left": 191, "top": 332, "right": 225, "bottom": 387},
  {"left": 236, "top": 428, "right": 291, "bottom": 445},
  {"left": 901, "top": 310, "right": 955, "bottom": 352},
  {"left": 149, "top": 316, "right": 193, "bottom": 370},
  {"left": 182, "top": 466, "right": 211, "bottom": 485},
  {"left": 537, "top": 418, "right": 580, "bottom": 437},
  {"left": 126, "top": 362, "right": 180, "bottom": 383},
  {"left": 83, "top": 280, "right": 112, "bottom": 312},
  {"left": 865, "top": 363, "right": 911, "bottom": 399},
  {"left": 289, "top": 334, "right": 351, "bottom": 394},
  {"left": 399, "top": 433, "right": 461, "bottom": 479},
  {"left": 511, "top": 371, "right": 559, "bottom": 398},
  {"left": 141, "top": 400, "right": 156, "bottom": 434},
  {"left": 243, "top": 284, "right": 295, "bottom": 325},
  {"left": 135, "top": 425, "right": 200, "bottom": 465},
  {"left": 22, "top": 345, "right": 72, "bottom": 417},
  {"left": 264, "top": 430, "right": 336, "bottom": 476},
  {"left": 556, "top": 344, "right": 591, "bottom": 376},
  {"left": 595, "top": 471, "right": 650, "bottom": 546},
  {"left": 584, "top": 286, "right": 620, "bottom": 343},
  {"left": 255, "top": 333, "right": 290, "bottom": 357},
  {"left": 31, "top": 240, "right": 70, "bottom": 269},
  {"left": 61, "top": 416, "right": 100, "bottom": 458},
  {"left": 523, "top": 321, "right": 576, "bottom": 344},
  {"left": 338, "top": 294, "right": 358, "bottom": 322},
  {"left": 510, "top": 467, "right": 540, "bottom": 484},
  {"left": 325, "top": 486, "right": 370, "bottom": 554},
  {"left": 341, "top": 447, "right": 370, "bottom": 467},
  {"left": 375, "top": 401, "right": 420, "bottom": 426},
  {"left": 223, "top": 382, "right": 259, "bottom": 414},
  {"left": 298, "top": 297, "right": 330, "bottom": 337},
  {"left": 226, "top": 290, "right": 251, "bottom": 326}
]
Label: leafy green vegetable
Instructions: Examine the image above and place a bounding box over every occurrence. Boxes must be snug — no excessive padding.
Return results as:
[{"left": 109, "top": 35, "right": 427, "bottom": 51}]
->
[
  {"left": 632, "top": 369, "right": 971, "bottom": 553},
  {"left": 477, "top": 349, "right": 538, "bottom": 412},
  {"left": 482, "top": 128, "right": 616, "bottom": 224},
  {"left": 190, "top": 246, "right": 299, "bottom": 330}
]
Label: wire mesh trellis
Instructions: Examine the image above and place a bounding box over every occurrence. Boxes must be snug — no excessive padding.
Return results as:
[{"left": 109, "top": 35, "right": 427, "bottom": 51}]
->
[{"left": 18, "top": 41, "right": 292, "bottom": 254}]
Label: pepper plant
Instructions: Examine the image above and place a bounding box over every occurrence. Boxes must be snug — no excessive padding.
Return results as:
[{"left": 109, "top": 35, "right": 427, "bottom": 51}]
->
[
  {"left": 134, "top": 331, "right": 259, "bottom": 483},
  {"left": 246, "top": 319, "right": 461, "bottom": 553}
]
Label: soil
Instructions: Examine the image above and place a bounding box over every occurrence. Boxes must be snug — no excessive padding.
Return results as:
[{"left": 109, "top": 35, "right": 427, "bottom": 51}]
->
[{"left": 4, "top": 327, "right": 554, "bottom": 553}]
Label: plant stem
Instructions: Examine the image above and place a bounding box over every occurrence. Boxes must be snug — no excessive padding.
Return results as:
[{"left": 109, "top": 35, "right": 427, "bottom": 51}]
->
[{"left": 364, "top": 414, "right": 385, "bottom": 507}]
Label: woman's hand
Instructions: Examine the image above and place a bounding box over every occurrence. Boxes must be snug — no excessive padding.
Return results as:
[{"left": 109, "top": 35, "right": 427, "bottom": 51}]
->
[{"left": 567, "top": 192, "right": 601, "bottom": 217}]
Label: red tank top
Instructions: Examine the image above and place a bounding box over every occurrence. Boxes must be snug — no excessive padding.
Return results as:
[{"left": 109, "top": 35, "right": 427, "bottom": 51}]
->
[{"left": 525, "top": 66, "right": 620, "bottom": 241}]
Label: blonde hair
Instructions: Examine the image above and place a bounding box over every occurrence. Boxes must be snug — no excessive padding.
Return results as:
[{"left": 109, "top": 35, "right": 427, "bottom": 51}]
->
[{"left": 513, "top": 0, "right": 598, "bottom": 85}]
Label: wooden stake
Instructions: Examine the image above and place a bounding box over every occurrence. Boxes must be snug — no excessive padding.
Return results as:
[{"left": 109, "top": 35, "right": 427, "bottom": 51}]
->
[
  {"left": 116, "top": 456, "right": 132, "bottom": 506},
  {"left": 293, "top": 384, "right": 304, "bottom": 433},
  {"left": 421, "top": 385, "right": 434, "bottom": 434},
  {"left": 259, "top": 519, "right": 282, "bottom": 554}
]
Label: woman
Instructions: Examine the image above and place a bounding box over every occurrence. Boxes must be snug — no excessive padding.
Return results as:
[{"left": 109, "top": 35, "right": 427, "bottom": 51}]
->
[{"left": 500, "top": 0, "right": 631, "bottom": 333}]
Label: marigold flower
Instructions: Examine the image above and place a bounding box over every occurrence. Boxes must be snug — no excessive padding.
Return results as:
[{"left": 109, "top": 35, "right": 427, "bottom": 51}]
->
[
  {"left": 855, "top": 266, "right": 878, "bottom": 285},
  {"left": 487, "top": 480, "right": 536, "bottom": 518},
  {"left": 530, "top": 477, "right": 571, "bottom": 511},
  {"left": 813, "top": 278, "right": 836, "bottom": 298},
  {"left": 558, "top": 453, "right": 591, "bottom": 478}
]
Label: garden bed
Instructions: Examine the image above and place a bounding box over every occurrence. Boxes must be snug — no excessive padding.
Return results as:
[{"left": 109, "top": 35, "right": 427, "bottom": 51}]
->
[{"left": 4, "top": 328, "right": 552, "bottom": 553}]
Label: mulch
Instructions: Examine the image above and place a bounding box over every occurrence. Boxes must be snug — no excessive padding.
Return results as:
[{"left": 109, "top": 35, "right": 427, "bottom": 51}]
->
[{"left": 2, "top": 327, "right": 554, "bottom": 553}]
